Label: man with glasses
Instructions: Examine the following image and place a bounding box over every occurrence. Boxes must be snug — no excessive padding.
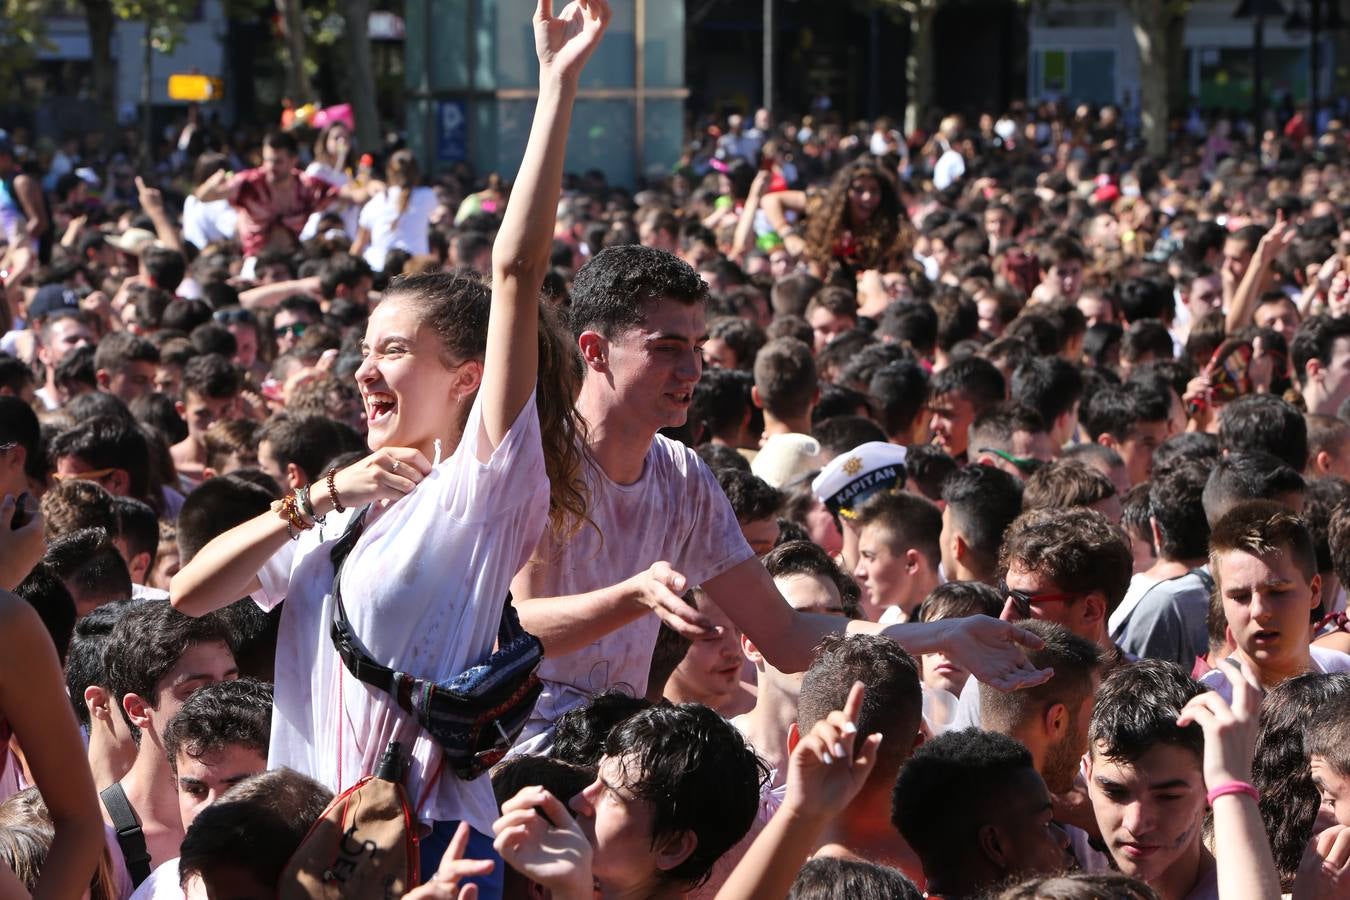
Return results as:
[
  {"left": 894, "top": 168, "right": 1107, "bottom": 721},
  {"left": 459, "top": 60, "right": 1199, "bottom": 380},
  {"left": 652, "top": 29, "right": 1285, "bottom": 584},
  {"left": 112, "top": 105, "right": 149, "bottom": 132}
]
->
[
  {"left": 968, "top": 403, "right": 1056, "bottom": 480},
  {"left": 952, "top": 505, "right": 1134, "bottom": 731},
  {"left": 270, "top": 295, "right": 320, "bottom": 357}
]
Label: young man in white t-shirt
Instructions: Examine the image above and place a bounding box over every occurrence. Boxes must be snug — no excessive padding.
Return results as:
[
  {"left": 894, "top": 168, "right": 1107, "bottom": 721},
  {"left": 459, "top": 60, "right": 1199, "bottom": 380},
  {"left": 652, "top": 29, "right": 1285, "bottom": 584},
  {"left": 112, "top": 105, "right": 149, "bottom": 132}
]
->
[
  {"left": 130, "top": 680, "right": 271, "bottom": 900},
  {"left": 510, "top": 244, "right": 1048, "bottom": 750},
  {"left": 1201, "top": 500, "right": 1350, "bottom": 701}
]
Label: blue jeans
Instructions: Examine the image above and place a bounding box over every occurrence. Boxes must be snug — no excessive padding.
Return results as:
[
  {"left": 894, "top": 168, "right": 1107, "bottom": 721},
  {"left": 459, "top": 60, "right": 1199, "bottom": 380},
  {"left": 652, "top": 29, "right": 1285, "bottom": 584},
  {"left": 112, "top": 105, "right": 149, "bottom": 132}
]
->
[{"left": 420, "top": 820, "right": 504, "bottom": 900}]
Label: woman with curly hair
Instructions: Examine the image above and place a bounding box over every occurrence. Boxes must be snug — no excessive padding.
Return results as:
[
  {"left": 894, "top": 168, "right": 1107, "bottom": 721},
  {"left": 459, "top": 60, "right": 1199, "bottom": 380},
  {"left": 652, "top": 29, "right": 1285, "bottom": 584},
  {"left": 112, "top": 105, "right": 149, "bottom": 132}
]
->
[{"left": 761, "top": 156, "right": 911, "bottom": 277}]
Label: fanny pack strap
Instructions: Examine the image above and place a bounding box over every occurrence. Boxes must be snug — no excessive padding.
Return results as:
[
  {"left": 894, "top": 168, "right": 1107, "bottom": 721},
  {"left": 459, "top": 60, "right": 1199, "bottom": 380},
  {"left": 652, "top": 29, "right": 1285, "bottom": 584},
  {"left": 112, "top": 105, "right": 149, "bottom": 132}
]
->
[{"left": 326, "top": 505, "right": 522, "bottom": 713}]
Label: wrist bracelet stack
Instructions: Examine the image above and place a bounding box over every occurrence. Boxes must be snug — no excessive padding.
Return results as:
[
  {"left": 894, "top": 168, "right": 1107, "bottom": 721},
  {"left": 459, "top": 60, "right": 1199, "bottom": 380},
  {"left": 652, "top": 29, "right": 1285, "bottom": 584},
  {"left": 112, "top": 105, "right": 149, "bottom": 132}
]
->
[{"left": 273, "top": 491, "right": 314, "bottom": 541}]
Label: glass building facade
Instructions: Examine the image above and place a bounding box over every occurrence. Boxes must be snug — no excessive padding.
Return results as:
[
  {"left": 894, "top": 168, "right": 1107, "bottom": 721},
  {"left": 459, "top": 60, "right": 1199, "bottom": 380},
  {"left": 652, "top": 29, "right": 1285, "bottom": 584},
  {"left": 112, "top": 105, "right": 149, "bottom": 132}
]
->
[{"left": 404, "top": 0, "right": 686, "bottom": 187}]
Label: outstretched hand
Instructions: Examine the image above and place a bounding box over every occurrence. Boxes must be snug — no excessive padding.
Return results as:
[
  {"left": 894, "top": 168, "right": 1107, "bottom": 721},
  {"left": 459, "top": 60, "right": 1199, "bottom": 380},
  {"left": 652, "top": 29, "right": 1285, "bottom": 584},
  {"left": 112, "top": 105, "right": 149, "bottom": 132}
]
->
[
  {"left": 535, "top": 0, "right": 611, "bottom": 85},
  {"left": 944, "top": 614, "right": 1052, "bottom": 691},
  {"left": 782, "top": 681, "right": 882, "bottom": 821}
]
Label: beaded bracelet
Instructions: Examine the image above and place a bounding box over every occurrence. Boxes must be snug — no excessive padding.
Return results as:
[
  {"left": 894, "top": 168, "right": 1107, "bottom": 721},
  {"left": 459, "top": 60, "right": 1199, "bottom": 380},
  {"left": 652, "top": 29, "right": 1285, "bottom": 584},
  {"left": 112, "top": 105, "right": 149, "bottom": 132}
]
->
[{"left": 327, "top": 467, "right": 345, "bottom": 513}]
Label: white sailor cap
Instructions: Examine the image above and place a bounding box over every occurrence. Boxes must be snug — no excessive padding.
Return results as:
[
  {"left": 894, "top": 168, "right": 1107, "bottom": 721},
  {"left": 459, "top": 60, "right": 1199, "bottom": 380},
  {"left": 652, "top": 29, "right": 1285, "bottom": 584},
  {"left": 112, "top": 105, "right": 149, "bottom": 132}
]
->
[{"left": 811, "top": 441, "right": 908, "bottom": 520}]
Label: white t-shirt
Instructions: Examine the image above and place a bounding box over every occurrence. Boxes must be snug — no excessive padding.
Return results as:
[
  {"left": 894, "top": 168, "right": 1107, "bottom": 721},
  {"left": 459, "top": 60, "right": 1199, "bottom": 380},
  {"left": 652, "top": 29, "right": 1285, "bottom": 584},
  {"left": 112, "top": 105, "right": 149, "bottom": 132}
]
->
[
  {"left": 933, "top": 149, "right": 966, "bottom": 190},
  {"left": 1199, "top": 646, "right": 1350, "bottom": 702},
  {"left": 513, "top": 435, "right": 756, "bottom": 751},
  {"left": 358, "top": 186, "right": 438, "bottom": 272},
  {"left": 252, "top": 392, "right": 547, "bottom": 834},
  {"left": 181, "top": 196, "right": 237, "bottom": 250},
  {"left": 129, "top": 857, "right": 205, "bottom": 900},
  {"left": 300, "top": 163, "right": 359, "bottom": 240}
]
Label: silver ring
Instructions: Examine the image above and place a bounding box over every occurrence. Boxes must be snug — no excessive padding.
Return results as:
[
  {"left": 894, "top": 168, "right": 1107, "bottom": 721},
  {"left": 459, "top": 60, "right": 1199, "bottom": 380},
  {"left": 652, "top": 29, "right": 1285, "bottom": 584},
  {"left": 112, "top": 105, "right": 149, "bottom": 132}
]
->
[{"left": 391, "top": 459, "right": 401, "bottom": 474}]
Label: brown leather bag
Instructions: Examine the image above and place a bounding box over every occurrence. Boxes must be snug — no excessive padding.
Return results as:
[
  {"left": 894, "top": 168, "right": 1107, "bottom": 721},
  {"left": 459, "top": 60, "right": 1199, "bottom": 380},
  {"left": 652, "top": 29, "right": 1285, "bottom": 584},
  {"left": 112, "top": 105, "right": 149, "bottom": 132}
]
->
[{"left": 279, "top": 742, "right": 420, "bottom": 899}]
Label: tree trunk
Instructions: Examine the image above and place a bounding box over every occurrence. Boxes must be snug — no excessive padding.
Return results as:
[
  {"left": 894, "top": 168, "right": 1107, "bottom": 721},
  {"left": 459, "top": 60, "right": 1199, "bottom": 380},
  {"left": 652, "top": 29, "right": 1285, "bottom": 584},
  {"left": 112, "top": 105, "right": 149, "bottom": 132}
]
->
[
  {"left": 904, "top": 4, "right": 936, "bottom": 134},
  {"left": 1164, "top": 7, "right": 1187, "bottom": 119},
  {"left": 275, "top": 0, "right": 314, "bottom": 104},
  {"left": 1130, "top": 0, "right": 1170, "bottom": 157},
  {"left": 340, "top": 0, "right": 380, "bottom": 152},
  {"left": 80, "top": 0, "right": 117, "bottom": 136}
]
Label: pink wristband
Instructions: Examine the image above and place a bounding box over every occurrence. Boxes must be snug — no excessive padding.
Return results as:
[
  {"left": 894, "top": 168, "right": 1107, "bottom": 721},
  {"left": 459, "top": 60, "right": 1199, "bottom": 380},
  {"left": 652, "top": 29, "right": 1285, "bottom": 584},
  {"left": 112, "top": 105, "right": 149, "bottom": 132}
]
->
[{"left": 1206, "top": 781, "right": 1259, "bottom": 805}]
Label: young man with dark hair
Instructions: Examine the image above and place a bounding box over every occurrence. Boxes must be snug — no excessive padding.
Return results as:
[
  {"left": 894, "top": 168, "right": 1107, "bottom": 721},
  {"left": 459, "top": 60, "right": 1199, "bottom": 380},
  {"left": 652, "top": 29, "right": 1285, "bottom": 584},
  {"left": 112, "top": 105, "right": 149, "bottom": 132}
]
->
[
  {"left": 498, "top": 703, "right": 766, "bottom": 898},
  {"left": 49, "top": 415, "right": 155, "bottom": 510},
  {"left": 0, "top": 394, "right": 41, "bottom": 495},
  {"left": 1080, "top": 381, "right": 1171, "bottom": 487},
  {"left": 317, "top": 253, "right": 373, "bottom": 309},
  {"left": 981, "top": 620, "right": 1104, "bottom": 795},
  {"left": 111, "top": 496, "right": 159, "bottom": 591},
  {"left": 1203, "top": 500, "right": 1350, "bottom": 700},
  {"left": 804, "top": 286, "right": 859, "bottom": 354},
  {"left": 703, "top": 316, "right": 766, "bottom": 371},
  {"left": 752, "top": 337, "right": 818, "bottom": 439},
  {"left": 715, "top": 467, "right": 783, "bottom": 556},
  {"left": 170, "top": 353, "right": 242, "bottom": 487},
  {"left": 1011, "top": 356, "right": 1084, "bottom": 451},
  {"left": 691, "top": 368, "right": 755, "bottom": 449},
  {"left": 133, "top": 679, "right": 274, "bottom": 897},
  {"left": 177, "top": 769, "right": 333, "bottom": 897},
  {"left": 1021, "top": 459, "right": 1121, "bottom": 521},
  {"left": 93, "top": 331, "right": 160, "bottom": 406},
  {"left": 891, "top": 728, "right": 1074, "bottom": 899},
  {"left": 35, "top": 309, "right": 96, "bottom": 410},
  {"left": 952, "top": 506, "right": 1133, "bottom": 730},
  {"left": 1085, "top": 660, "right": 1215, "bottom": 900},
  {"left": 917, "top": 582, "right": 1003, "bottom": 721},
  {"left": 1304, "top": 413, "right": 1350, "bottom": 480},
  {"left": 1110, "top": 462, "right": 1212, "bottom": 668},
  {"left": 868, "top": 359, "right": 929, "bottom": 446},
  {"left": 939, "top": 464, "right": 1023, "bottom": 584},
  {"left": 1306, "top": 697, "right": 1350, "bottom": 828},
  {"left": 271, "top": 294, "right": 322, "bottom": 356},
  {"left": 1062, "top": 442, "right": 1131, "bottom": 498},
  {"left": 1037, "top": 235, "right": 1087, "bottom": 303},
  {"left": 853, "top": 491, "right": 943, "bottom": 624},
  {"left": 794, "top": 634, "right": 925, "bottom": 881},
  {"left": 927, "top": 356, "right": 1006, "bottom": 462},
  {"left": 968, "top": 403, "right": 1055, "bottom": 478},
  {"left": 511, "top": 244, "right": 1046, "bottom": 752},
  {"left": 66, "top": 599, "right": 145, "bottom": 790},
  {"left": 1201, "top": 451, "right": 1306, "bottom": 526},
  {"left": 1216, "top": 394, "right": 1308, "bottom": 474},
  {"left": 254, "top": 414, "right": 353, "bottom": 490},
  {"left": 1291, "top": 314, "right": 1350, "bottom": 416},
  {"left": 43, "top": 526, "right": 133, "bottom": 616},
  {"left": 175, "top": 475, "right": 276, "bottom": 563},
  {"left": 101, "top": 600, "right": 238, "bottom": 880},
  {"left": 141, "top": 244, "right": 187, "bottom": 295}
]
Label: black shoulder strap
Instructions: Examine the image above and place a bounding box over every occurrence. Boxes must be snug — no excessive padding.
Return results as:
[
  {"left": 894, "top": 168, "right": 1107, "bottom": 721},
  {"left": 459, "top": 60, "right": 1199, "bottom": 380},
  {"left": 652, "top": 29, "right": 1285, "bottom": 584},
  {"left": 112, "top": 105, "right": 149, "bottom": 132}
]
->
[
  {"left": 1189, "top": 566, "right": 1216, "bottom": 593},
  {"left": 100, "top": 782, "right": 151, "bottom": 886}
]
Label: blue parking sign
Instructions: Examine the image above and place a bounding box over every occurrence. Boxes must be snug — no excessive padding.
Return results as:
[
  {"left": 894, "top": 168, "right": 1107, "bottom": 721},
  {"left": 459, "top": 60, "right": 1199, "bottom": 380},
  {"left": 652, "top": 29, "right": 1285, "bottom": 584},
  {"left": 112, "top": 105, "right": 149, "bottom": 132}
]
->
[{"left": 437, "top": 100, "right": 467, "bottom": 163}]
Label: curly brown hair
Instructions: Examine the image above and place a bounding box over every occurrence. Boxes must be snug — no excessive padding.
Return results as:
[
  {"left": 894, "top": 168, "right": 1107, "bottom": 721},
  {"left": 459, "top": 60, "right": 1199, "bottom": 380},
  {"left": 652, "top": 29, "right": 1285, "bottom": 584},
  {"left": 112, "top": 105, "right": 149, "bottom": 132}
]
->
[{"left": 803, "top": 157, "right": 911, "bottom": 273}]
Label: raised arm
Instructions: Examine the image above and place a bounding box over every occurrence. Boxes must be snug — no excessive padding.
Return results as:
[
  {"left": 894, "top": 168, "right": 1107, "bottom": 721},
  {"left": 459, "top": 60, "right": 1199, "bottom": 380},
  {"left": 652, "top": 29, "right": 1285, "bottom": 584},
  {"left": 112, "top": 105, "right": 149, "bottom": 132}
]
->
[
  {"left": 1177, "top": 660, "right": 1281, "bottom": 900},
  {"left": 1225, "top": 215, "right": 1294, "bottom": 333},
  {"left": 0, "top": 593, "right": 104, "bottom": 900},
  {"left": 136, "top": 176, "right": 186, "bottom": 255},
  {"left": 480, "top": 0, "right": 609, "bottom": 451},
  {"left": 704, "top": 555, "right": 1051, "bottom": 689}
]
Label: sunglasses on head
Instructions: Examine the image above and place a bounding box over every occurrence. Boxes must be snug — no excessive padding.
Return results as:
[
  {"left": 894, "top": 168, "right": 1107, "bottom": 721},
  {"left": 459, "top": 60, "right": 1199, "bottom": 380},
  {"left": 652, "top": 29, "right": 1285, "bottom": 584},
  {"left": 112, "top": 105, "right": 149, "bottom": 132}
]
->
[
  {"left": 978, "top": 447, "right": 1044, "bottom": 476},
  {"left": 51, "top": 467, "right": 118, "bottom": 483},
  {"left": 215, "top": 308, "right": 256, "bottom": 326},
  {"left": 999, "top": 581, "right": 1081, "bottom": 619}
]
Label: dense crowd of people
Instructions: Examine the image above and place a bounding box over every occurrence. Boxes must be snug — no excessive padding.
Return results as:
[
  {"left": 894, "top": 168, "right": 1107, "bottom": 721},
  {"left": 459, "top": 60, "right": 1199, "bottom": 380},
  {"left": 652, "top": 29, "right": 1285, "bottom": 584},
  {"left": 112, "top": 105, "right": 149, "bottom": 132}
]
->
[{"left": 5, "top": 1, "right": 1350, "bottom": 898}]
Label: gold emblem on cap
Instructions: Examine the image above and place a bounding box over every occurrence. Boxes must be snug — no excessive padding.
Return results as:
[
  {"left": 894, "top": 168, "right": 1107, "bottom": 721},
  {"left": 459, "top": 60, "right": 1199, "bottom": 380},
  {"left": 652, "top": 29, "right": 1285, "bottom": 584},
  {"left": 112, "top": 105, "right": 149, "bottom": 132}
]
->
[{"left": 842, "top": 456, "right": 863, "bottom": 476}]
